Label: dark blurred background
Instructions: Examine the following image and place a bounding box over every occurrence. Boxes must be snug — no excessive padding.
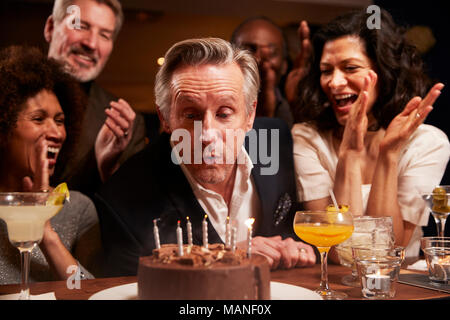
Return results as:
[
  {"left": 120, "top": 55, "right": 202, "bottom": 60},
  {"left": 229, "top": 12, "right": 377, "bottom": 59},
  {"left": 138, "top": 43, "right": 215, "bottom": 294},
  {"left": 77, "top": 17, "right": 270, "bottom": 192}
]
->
[{"left": 1, "top": 0, "right": 448, "bottom": 235}]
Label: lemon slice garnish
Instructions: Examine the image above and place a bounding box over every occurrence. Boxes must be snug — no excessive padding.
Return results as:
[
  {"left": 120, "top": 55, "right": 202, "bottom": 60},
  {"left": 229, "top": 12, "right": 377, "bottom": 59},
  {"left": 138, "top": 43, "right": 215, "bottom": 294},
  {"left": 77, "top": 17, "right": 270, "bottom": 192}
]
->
[
  {"left": 326, "top": 204, "right": 349, "bottom": 213},
  {"left": 46, "top": 183, "right": 69, "bottom": 205}
]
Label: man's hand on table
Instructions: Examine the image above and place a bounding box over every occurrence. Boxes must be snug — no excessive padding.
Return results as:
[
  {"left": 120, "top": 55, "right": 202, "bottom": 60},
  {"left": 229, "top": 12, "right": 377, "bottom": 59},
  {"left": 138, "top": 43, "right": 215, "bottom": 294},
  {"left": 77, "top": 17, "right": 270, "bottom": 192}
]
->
[{"left": 250, "top": 235, "right": 316, "bottom": 270}]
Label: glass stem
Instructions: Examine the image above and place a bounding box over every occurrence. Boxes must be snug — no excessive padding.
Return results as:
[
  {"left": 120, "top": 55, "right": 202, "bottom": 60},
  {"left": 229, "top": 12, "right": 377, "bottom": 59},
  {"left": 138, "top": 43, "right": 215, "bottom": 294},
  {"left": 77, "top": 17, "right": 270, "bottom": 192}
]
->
[
  {"left": 318, "top": 249, "right": 330, "bottom": 292},
  {"left": 19, "top": 249, "right": 31, "bottom": 300},
  {"left": 434, "top": 217, "right": 444, "bottom": 237}
]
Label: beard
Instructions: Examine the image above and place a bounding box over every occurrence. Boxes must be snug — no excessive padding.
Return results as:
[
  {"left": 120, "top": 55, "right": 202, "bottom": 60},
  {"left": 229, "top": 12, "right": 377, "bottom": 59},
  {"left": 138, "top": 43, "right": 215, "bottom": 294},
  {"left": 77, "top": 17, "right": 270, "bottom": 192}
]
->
[
  {"left": 59, "top": 45, "right": 105, "bottom": 82},
  {"left": 62, "top": 58, "right": 103, "bottom": 82}
]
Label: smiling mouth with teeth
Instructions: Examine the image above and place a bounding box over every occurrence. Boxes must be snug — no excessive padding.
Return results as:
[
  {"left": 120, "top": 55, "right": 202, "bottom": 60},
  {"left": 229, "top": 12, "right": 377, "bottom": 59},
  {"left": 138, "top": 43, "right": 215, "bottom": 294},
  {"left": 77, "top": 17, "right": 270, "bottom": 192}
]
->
[
  {"left": 70, "top": 48, "right": 98, "bottom": 66},
  {"left": 47, "top": 147, "right": 60, "bottom": 159},
  {"left": 334, "top": 94, "right": 358, "bottom": 107}
]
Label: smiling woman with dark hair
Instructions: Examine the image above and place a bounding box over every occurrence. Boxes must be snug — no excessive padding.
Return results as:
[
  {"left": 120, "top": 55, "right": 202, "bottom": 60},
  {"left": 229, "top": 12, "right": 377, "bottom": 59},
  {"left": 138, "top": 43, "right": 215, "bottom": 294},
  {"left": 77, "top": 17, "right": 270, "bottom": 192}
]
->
[
  {"left": 291, "top": 9, "right": 450, "bottom": 259},
  {"left": 0, "top": 46, "right": 84, "bottom": 179},
  {"left": 0, "top": 45, "right": 102, "bottom": 284}
]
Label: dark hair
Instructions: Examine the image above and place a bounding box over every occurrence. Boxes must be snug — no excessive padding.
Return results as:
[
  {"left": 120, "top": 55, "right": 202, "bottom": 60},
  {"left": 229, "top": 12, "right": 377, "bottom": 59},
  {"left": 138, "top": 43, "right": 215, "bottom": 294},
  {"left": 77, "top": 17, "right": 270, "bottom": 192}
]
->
[
  {"left": 292, "top": 9, "right": 430, "bottom": 131},
  {"left": 230, "top": 16, "right": 289, "bottom": 60},
  {"left": 0, "top": 45, "right": 86, "bottom": 176}
]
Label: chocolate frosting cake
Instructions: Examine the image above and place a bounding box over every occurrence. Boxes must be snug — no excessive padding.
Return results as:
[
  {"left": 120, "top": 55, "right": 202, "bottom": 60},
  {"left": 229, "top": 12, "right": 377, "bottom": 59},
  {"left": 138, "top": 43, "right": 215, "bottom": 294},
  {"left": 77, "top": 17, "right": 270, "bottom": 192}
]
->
[{"left": 137, "top": 243, "right": 270, "bottom": 300}]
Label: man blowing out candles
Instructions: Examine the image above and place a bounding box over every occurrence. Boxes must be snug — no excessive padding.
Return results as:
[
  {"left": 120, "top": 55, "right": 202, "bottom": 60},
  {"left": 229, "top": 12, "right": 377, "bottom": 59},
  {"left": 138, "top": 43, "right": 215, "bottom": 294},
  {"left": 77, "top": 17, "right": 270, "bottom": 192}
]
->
[{"left": 94, "top": 38, "right": 316, "bottom": 277}]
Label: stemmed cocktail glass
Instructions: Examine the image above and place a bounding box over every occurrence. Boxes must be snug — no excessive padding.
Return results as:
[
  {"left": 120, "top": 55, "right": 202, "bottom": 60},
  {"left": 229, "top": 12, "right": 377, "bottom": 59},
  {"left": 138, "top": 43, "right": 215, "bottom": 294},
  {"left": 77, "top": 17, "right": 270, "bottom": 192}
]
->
[
  {"left": 294, "top": 210, "right": 354, "bottom": 300},
  {"left": 0, "top": 192, "right": 65, "bottom": 299},
  {"left": 422, "top": 186, "right": 450, "bottom": 237}
]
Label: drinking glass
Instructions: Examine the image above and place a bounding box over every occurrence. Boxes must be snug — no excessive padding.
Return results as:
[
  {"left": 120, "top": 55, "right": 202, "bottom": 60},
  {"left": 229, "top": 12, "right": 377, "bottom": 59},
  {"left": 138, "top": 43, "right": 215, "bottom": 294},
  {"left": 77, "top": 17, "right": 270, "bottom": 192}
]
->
[
  {"left": 421, "top": 237, "right": 450, "bottom": 284},
  {"left": 422, "top": 186, "right": 450, "bottom": 237},
  {"left": 352, "top": 246, "right": 405, "bottom": 299},
  {"left": 0, "top": 192, "right": 65, "bottom": 299},
  {"left": 336, "top": 216, "right": 394, "bottom": 287},
  {"left": 293, "top": 210, "right": 354, "bottom": 300}
]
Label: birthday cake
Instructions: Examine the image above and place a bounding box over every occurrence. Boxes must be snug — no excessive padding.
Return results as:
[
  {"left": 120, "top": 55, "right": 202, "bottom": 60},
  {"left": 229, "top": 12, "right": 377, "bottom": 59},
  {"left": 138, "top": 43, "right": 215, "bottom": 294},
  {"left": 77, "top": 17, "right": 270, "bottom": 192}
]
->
[{"left": 137, "top": 243, "right": 270, "bottom": 300}]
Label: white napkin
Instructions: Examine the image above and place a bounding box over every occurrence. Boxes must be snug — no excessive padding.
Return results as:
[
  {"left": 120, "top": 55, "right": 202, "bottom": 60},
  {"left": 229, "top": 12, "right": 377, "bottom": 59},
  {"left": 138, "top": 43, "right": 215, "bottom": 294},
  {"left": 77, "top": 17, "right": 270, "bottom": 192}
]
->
[
  {"left": 0, "top": 292, "right": 56, "bottom": 300},
  {"left": 406, "top": 259, "right": 428, "bottom": 271}
]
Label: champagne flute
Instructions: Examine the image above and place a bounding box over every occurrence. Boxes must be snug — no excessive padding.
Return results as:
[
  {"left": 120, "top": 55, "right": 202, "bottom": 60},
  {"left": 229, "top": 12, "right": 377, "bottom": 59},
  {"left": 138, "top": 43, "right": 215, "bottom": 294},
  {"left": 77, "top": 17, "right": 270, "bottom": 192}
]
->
[
  {"left": 422, "top": 186, "right": 450, "bottom": 237},
  {"left": 294, "top": 210, "right": 354, "bottom": 300},
  {"left": 0, "top": 192, "right": 65, "bottom": 300}
]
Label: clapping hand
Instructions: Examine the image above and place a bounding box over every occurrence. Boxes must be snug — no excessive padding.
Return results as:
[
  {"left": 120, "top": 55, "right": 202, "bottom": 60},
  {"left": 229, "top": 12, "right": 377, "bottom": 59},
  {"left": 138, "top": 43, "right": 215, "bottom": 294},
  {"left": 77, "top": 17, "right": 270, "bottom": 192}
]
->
[
  {"left": 95, "top": 98, "right": 136, "bottom": 182},
  {"left": 285, "top": 21, "right": 312, "bottom": 105},
  {"left": 380, "top": 83, "right": 444, "bottom": 155},
  {"left": 258, "top": 59, "right": 278, "bottom": 118},
  {"left": 22, "top": 135, "right": 49, "bottom": 192},
  {"left": 339, "top": 71, "right": 378, "bottom": 155},
  {"left": 21, "top": 136, "right": 58, "bottom": 243}
]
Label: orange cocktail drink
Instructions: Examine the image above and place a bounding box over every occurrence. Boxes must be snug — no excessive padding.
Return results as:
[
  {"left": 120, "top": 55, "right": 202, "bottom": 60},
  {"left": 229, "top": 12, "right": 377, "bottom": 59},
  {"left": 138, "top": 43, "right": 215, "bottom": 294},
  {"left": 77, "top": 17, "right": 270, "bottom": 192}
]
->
[{"left": 294, "top": 223, "right": 354, "bottom": 252}]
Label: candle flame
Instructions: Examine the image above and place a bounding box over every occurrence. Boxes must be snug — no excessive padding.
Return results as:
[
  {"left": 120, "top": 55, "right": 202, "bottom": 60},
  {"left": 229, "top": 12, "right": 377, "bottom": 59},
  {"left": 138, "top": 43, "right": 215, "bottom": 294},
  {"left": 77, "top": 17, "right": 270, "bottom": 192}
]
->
[
  {"left": 245, "top": 218, "right": 255, "bottom": 228},
  {"left": 186, "top": 216, "right": 190, "bottom": 221},
  {"left": 177, "top": 220, "right": 180, "bottom": 226},
  {"left": 204, "top": 214, "right": 208, "bottom": 220}
]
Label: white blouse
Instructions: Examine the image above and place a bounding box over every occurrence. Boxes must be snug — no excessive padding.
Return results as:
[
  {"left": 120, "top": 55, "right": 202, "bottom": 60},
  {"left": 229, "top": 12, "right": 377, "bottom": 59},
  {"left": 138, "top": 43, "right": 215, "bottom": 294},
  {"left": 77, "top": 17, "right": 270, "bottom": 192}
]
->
[{"left": 292, "top": 123, "right": 450, "bottom": 258}]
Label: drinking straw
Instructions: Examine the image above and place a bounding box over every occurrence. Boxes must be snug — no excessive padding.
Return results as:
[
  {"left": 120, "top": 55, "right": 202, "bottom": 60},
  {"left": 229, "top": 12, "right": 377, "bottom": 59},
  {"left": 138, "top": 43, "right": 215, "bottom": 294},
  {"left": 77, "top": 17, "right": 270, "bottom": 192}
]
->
[{"left": 329, "top": 188, "right": 339, "bottom": 211}]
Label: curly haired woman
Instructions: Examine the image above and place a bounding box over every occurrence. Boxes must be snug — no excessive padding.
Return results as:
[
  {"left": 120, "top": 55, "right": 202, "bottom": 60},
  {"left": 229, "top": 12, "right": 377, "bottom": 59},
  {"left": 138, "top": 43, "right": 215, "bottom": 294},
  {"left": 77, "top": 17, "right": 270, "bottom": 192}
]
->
[{"left": 0, "top": 45, "right": 102, "bottom": 284}]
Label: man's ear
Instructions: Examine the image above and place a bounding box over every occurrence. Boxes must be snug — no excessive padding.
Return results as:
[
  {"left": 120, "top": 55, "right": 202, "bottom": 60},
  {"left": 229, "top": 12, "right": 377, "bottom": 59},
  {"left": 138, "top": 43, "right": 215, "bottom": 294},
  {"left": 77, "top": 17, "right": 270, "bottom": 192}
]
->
[
  {"left": 246, "top": 100, "right": 257, "bottom": 132},
  {"left": 156, "top": 106, "right": 171, "bottom": 133},
  {"left": 44, "top": 15, "right": 54, "bottom": 43}
]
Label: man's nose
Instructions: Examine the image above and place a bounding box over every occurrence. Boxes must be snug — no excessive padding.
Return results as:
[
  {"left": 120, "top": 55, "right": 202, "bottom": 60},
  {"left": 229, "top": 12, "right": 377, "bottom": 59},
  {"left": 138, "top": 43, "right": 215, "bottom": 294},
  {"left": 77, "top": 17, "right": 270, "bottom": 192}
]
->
[
  {"left": 81, "top": 30, "right": 98, "bottom": 51},
  {"left": 200, "top": 114, "right": 219, "bottom": 143}
]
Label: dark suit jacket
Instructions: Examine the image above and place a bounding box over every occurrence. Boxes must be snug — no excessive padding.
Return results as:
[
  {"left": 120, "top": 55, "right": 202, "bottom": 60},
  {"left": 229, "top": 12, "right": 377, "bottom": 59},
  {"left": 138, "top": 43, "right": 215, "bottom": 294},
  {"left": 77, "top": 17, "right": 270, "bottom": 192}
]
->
[
  {"left": 94, "top": 118, "right": 301, "bottom": 277},
  {"left": 52, "top": 82, "right": 147, "bottom": 199}
]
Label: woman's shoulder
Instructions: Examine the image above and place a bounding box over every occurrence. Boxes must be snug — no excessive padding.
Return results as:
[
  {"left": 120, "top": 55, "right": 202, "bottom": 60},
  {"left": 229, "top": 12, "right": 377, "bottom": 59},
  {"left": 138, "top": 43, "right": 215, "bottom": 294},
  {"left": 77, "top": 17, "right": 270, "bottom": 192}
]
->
[
  {"left": 68, "top": 190, "right": 94, "bottom": 205},
  {"left": 401, "top": 124, "right": 450, "bottom": 162},
  {"left": 63, "top": 190, "right": 97, "bottom": 218},
  {"left": 292, "top": 122, "right": 324, "bottom": 138},
  {"left": 409, "top": 124, "right": 450, "bottom": 146},
  {"left": 292, "top": 122, "right": 332, "bottom": 146},
  {"left": 51, "top": 190, "right": 98, "bottom": 233}
]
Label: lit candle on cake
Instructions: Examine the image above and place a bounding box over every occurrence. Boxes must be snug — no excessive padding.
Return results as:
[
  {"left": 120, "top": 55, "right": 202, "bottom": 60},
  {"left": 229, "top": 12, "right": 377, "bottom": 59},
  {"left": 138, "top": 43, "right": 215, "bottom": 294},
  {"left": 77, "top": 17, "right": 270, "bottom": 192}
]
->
[
  {"left": 231, "top": 226, "right": 237, "bottom": 253},
  {"left": 225, "top": 216, "right": 231, "bottom": 248},
  {"left": 203, "top": 214, "right": 208, "bottom": 249},
  {"left": 153, "top": 219, "right": 161, "bottom": 249},
  {"left": 245, "top": 218, "right": 255, "bottom": 258},
  {"left": 186, "top": 216, "right": 193, "bottom": 246},
  {"left": 177, "top": 220, "right": 183, "bottom": 256}
]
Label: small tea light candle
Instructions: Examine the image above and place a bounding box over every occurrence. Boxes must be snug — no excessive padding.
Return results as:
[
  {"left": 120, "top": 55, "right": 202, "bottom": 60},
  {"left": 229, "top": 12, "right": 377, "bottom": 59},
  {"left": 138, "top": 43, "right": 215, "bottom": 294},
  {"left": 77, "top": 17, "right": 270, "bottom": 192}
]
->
[
  {"left": 245, "top": 218, "right": 255, "bottom": 258},
  {"left": 153, "top": 219, "right": 161, "bottom": 249},
  {"left": 366, "top": 272, "right": 390, "bottom": 292},
  {"left": 202, "top": 214, "right": 208, "bottom": 249},
  {"left": 176, "top": 220, "right": 183, "bottom": 256},
  {"left": 186, "top": 216, "right": 193, "bottom": 246},
  {"left": 225, "top": 216, "right": 231, "bottom": 248}
]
